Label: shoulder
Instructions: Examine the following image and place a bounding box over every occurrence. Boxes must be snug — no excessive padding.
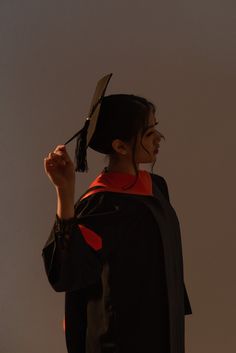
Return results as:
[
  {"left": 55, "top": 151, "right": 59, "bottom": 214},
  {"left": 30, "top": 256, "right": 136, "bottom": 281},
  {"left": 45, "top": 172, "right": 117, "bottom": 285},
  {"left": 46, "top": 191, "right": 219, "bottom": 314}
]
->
[
  {"left": 74, "top": 190, "right": 120, "bottom": 219},
  {"left": 149, "top": 172, "right": 170, "bottom": 202},
  {"left": 149, "top": 172, "right": 168, "bottom": 186}
]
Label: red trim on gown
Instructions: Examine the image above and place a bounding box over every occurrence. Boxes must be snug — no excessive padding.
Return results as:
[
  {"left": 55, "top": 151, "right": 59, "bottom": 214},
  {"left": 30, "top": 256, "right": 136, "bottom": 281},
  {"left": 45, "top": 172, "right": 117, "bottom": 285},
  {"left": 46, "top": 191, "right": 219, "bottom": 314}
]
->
[
  {"left": 79, "top": 224, "right": 102, "bottom": 251},
  {"left": 80, "top": 169, "right": 153, "bottom": 201},
  {"left": 78, "top": 169, "right": 153, "bottom": 251}
]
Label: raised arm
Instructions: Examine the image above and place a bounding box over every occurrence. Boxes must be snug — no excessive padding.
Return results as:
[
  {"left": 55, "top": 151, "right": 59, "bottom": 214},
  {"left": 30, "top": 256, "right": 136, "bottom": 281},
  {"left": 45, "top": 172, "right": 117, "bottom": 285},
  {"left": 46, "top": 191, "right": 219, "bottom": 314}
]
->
[{"left": 42, "top": 145, "right": 102, "bottom": 292}]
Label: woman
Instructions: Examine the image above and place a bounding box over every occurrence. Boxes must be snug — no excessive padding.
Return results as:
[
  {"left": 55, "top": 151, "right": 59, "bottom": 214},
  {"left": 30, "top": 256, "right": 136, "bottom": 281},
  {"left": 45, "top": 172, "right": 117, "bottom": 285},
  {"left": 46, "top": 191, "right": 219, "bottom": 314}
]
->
[{"left": 42, "top": 93, "right": 192, "bottom": 353}]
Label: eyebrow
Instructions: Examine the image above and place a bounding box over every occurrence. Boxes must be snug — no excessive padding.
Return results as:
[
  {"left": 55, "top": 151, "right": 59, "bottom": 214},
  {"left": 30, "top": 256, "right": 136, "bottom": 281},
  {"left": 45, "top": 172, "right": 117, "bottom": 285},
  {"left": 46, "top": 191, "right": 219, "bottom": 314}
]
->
[{"left": 146, "top": 121, "right": 159, "bottom": 129}]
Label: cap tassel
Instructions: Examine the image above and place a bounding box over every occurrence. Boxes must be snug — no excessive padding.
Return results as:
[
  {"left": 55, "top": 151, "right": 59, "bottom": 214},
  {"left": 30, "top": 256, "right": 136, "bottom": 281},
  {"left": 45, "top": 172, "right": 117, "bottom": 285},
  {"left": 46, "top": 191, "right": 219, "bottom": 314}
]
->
[{"left": 75, "top": 118, "right": 90, "bottom": 172}]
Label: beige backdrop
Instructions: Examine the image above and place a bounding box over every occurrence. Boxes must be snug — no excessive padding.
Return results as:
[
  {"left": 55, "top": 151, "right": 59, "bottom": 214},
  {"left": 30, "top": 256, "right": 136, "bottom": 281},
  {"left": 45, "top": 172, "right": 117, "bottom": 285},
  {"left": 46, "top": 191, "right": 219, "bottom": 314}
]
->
[{"left": 0, "top": 0, "right": 235, "bottom": 352}]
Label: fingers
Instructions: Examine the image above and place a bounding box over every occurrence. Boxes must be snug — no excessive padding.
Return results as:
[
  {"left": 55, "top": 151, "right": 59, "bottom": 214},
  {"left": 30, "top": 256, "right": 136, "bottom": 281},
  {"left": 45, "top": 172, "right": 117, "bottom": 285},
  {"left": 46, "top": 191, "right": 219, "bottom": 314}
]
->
[
  {"left": 53, "top": 145, "right": 71, "bottom": 162},
  {"left": 52, "top": 152, "right": 67, "bottom": 165},
  {"left": 44, "top": 153, "right": 66, "bottom": 169},
  {"left": 44, "top": 145, "right": 68, "bottom": 171}
]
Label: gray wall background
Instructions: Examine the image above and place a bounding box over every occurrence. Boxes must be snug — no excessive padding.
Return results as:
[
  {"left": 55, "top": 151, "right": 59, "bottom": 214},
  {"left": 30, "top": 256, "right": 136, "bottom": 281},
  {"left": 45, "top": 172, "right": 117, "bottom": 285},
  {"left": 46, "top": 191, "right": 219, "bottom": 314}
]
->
[{"left": 1, "top": 0, "right": 235, "bottom": 352}]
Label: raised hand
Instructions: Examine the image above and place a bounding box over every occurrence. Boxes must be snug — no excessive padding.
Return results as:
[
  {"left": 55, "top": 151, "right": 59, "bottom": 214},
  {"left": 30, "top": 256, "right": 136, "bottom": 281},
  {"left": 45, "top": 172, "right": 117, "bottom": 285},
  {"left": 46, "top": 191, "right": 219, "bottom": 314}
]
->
[{"left": 44, "top": 145, "right": 75, "bottom": 192}]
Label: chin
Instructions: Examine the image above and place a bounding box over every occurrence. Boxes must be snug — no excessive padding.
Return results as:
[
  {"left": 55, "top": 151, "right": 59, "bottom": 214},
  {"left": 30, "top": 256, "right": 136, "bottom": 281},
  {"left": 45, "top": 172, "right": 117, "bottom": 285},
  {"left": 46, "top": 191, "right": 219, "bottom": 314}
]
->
[
  {"left": 137, "top": 155, "right": 157, "bottom": 164},
  {"left": 139, "top": 158, "right": 156, "bottom": 164}
]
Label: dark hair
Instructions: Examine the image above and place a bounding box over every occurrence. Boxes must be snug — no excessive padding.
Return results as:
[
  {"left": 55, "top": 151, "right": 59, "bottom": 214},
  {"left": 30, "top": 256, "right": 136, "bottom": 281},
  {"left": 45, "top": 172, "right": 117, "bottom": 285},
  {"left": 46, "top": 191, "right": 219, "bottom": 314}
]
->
[{"left": 89, "top": 94, "right": 165, "bottom": 188}]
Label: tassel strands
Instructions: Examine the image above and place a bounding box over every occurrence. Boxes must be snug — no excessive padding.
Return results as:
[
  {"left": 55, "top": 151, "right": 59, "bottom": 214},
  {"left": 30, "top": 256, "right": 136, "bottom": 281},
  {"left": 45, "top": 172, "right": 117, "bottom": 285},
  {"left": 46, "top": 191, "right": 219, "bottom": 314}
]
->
[{"left": 74, "top": 118, "right": 91, "bottom": 172}]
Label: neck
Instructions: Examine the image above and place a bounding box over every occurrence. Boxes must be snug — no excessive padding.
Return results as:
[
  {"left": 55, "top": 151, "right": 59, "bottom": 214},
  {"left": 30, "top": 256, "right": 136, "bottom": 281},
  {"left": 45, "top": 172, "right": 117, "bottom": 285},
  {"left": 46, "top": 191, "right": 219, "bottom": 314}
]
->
[{"left": 106, "top": 156, "right": 139, "bottom": 175}]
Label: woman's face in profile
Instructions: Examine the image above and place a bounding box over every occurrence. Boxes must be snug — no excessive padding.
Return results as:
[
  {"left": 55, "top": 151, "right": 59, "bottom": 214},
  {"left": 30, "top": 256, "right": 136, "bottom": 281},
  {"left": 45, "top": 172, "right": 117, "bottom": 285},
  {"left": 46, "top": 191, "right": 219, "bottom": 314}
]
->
[{"left": 134, "top": 111, "right": 161, "bottom": 164}]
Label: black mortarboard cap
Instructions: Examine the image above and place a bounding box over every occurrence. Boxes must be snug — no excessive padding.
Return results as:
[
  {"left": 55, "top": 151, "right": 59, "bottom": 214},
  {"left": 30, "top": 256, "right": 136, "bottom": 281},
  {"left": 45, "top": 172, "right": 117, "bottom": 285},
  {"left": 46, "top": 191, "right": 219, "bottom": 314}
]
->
[{"left": 64, "top": 73, "right": 113, "bottom": 172}]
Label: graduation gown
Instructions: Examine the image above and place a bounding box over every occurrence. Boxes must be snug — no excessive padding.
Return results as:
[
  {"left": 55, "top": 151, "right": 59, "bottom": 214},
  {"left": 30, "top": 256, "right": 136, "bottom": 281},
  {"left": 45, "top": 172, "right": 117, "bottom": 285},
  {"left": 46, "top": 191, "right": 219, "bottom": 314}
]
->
[{"left": 42, "top": 170, "right": 192, "bottom": 353}]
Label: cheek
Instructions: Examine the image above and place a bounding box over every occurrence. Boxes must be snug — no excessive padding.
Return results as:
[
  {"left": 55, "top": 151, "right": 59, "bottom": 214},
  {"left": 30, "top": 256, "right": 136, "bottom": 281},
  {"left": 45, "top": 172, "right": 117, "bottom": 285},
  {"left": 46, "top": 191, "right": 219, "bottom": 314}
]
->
[
  {"left": 143, "top": 136, "right": 154, "bottom": 147},
  {"left": 138, "top": 138, "right": 153, "bottom": 155}
]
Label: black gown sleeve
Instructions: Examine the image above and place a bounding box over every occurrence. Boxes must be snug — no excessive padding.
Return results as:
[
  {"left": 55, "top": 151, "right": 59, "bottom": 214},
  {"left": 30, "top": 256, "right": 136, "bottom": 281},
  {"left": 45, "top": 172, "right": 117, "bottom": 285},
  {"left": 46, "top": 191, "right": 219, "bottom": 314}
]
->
[
  {"left": 42, "top": 214, "right": 102, "bottom": 292},
  {"left": 41, "top": 193, "right": 118, "bottom": 293},
  {"left": 152, "top": 173, "right": 193, "bottom": 315}
]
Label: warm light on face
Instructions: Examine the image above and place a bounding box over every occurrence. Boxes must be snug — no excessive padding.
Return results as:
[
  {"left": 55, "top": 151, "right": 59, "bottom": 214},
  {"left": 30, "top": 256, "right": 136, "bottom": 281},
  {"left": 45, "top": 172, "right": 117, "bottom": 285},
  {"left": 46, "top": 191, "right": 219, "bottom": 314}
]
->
[{"left": 132, "top": 112, "right": 161, "bottom": 164}]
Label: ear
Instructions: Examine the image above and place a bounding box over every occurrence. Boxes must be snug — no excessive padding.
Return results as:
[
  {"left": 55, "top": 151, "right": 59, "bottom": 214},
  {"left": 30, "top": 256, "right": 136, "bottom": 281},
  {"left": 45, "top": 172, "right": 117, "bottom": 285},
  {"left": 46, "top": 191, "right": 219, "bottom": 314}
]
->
[{"left": 111, "top": 139, "right": 128, "bottom": 155}]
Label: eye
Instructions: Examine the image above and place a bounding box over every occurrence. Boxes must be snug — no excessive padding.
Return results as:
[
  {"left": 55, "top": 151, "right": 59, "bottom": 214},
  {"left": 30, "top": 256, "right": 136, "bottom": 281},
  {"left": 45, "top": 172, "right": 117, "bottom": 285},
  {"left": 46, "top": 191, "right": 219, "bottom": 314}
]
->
[{"left": 146, "top": 122, "right": 159, "bottom": 136}]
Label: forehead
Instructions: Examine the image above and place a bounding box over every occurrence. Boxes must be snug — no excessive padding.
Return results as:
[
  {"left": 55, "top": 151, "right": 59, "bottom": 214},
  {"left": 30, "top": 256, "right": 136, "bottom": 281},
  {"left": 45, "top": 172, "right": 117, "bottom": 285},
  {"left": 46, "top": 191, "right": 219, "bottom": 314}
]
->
[{"left": 147, "top": 111, "right": 158, "bottom": 126}]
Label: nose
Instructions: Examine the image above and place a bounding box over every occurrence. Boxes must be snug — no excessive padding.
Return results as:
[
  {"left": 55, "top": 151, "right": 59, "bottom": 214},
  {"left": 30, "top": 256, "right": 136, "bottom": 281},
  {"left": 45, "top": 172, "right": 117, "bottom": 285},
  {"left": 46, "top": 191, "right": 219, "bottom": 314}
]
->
[
  {"left": 156, "top": 129, "right": 164, "bottom": 143},
  {"left": 154, "top": 130, "right": 162, "bottom": 144}
]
